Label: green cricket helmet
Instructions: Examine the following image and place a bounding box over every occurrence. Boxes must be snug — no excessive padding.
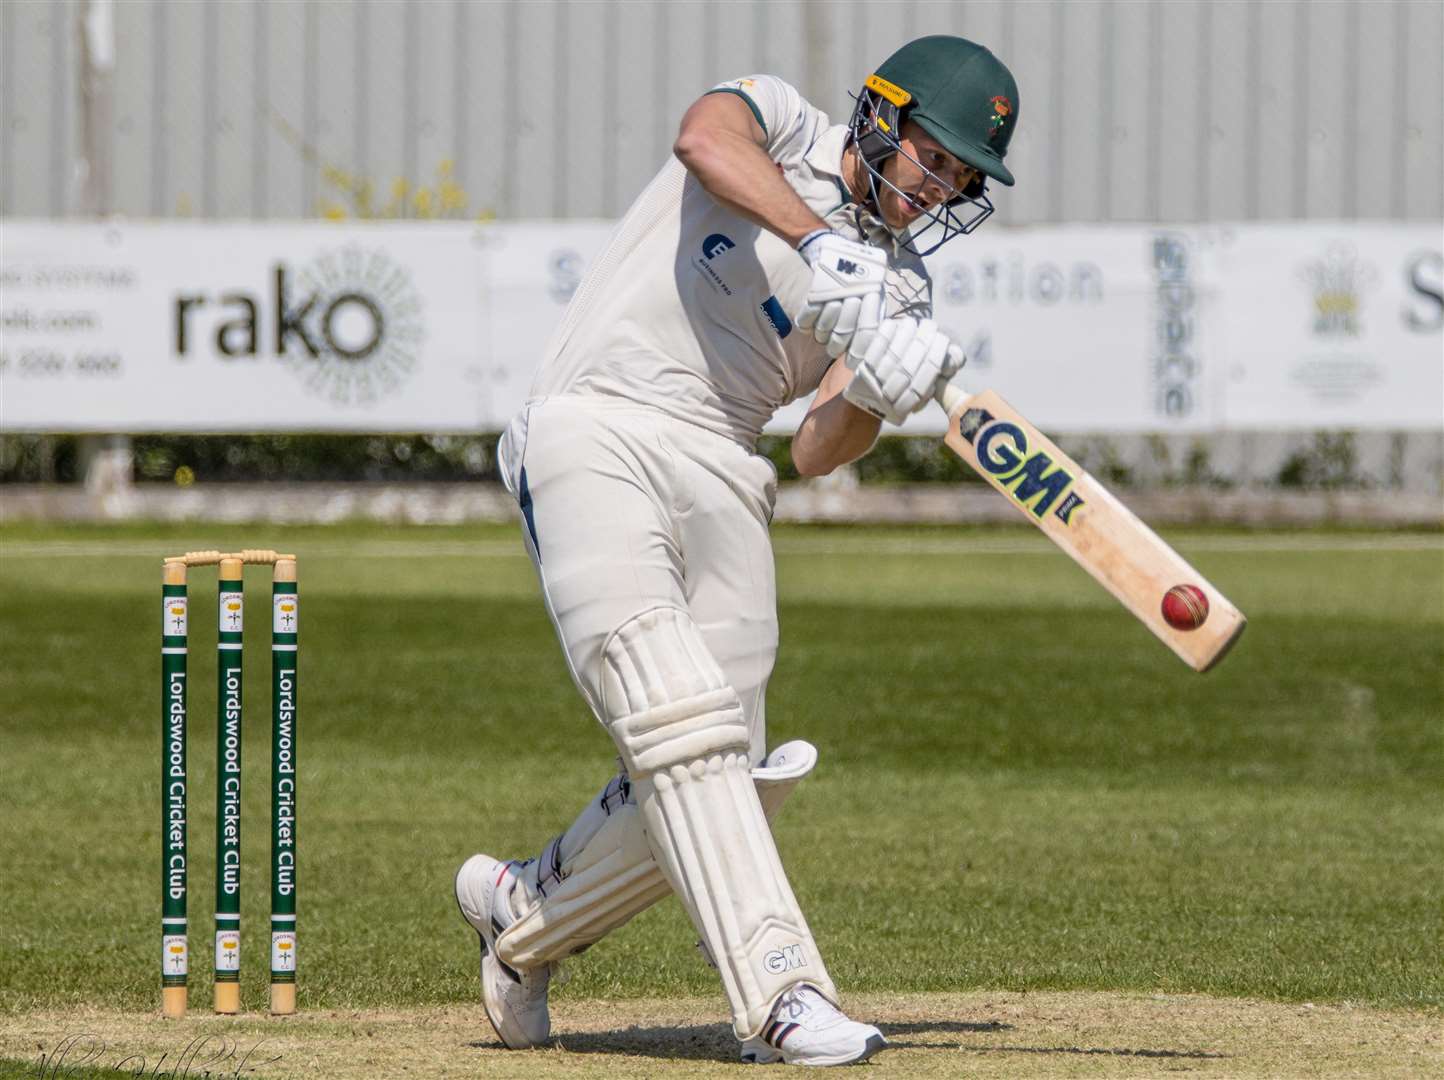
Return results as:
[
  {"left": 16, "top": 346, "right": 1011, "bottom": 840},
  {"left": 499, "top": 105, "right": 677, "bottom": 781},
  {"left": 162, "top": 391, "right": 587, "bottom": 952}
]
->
[{"left": 848, "top": 35, "right": 1020, "bottom": 254}]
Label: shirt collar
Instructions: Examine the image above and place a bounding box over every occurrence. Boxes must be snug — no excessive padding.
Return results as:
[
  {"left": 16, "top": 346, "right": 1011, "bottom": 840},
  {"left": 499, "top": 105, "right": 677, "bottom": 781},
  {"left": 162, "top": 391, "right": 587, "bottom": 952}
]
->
[
  {"left": 804, "top": 124, "right": 851, "bottom": 180},
  {"left": 806, "top": 125, "right": 899, "bottom": 250}
]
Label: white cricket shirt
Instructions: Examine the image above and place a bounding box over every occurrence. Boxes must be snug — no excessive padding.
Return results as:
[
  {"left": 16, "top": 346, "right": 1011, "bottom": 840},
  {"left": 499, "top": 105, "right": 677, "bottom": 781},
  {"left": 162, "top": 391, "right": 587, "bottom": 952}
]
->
[{"left": 527, "top": 75, "right": 933, "bottom": 449}]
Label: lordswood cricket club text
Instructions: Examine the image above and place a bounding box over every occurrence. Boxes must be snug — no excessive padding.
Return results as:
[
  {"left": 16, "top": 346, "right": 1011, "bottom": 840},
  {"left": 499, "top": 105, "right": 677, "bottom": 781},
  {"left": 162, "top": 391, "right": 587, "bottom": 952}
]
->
[{"left": 159, "top": 550, "right": 300, "bottom": 1018}]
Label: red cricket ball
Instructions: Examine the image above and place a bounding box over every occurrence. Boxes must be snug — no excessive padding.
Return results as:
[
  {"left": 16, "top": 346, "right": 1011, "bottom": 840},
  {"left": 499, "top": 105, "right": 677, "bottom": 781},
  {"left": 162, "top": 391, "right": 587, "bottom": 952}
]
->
[{"left": 1162, "top": 584, "right": 1209, "bottom": 631}]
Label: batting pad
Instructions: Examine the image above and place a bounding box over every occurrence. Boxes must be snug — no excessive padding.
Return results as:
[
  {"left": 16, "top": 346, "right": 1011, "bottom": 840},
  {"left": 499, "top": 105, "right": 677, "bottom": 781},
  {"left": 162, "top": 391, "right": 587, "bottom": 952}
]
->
[
  {"left": 495, "top": 741, "right": 818, "bottom": 970},
  {"left": 495, "top": 775, "right": 670, "bottom": 969},
  {"left": 600, "top": 607, "right": 837, "bottom": 1039}
]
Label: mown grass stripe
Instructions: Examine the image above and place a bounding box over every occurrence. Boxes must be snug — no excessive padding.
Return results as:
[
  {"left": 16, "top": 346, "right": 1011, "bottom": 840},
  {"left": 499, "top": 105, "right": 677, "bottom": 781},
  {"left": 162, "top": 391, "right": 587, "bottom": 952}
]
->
[{"left": 3, "top": 535, "right": 1440, "bottom": 559}]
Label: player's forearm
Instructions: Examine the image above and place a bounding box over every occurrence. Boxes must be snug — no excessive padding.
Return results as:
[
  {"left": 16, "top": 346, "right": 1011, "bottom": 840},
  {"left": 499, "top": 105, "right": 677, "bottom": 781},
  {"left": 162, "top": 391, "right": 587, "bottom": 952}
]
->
[
  {"left": 792, "top": 392, "right": 881, "bottom": 477},
  {"left": 674, "top": 128, "right": 827, "bottom": 248}
]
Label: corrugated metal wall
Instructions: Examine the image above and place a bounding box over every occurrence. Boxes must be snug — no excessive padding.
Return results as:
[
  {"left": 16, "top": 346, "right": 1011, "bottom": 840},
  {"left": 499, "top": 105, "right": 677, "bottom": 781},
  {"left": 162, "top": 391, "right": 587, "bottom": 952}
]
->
[{"left": 3, "top": 0, "right": 1441, "bottom": 224}]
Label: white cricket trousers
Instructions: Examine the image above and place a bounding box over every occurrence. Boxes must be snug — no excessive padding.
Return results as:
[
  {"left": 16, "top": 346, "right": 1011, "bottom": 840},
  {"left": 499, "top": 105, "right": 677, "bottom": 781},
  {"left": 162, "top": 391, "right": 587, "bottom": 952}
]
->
[{"left": 498, "top": 395, "right": 780, "bottom": 761}]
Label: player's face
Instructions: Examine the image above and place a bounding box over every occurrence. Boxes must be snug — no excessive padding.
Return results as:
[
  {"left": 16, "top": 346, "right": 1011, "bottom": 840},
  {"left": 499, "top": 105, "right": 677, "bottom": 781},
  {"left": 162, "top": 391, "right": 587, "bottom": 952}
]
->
[{"left": 878, "top": 122, "right": 981, "bottom": 230}]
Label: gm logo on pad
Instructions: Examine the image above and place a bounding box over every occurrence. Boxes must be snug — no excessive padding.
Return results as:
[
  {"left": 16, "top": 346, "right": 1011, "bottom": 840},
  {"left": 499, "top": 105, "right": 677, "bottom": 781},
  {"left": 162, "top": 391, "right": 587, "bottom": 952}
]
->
[{"left": 763, "top": 944, "right": 807, "bottom": 973}]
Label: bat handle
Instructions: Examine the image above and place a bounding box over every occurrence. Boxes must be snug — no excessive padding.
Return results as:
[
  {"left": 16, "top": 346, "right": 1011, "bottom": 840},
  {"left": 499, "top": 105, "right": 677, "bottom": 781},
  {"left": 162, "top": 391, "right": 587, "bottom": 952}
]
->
[{"left": 935, "top": 374, "right": 971, "bottom": 415}]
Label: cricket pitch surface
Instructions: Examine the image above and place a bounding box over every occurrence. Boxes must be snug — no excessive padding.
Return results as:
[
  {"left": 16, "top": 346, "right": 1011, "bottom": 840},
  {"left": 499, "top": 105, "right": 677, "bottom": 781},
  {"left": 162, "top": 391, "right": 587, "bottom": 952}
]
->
[{"left": 5, "top": 991, "right": 1439, "bottom": 1078}]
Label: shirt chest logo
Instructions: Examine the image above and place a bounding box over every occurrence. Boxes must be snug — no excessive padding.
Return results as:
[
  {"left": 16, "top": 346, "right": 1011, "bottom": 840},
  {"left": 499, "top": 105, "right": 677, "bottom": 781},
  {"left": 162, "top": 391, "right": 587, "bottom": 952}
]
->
[{"left": 693, "top": 233, "right": 736, "bottom": 296}]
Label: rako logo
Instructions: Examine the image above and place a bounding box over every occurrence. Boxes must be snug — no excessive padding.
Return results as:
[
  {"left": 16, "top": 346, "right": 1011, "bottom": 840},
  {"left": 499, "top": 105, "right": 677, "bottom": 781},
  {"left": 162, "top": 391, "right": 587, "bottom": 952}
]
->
[
  {"left": 171, "top": 247, "right": 426, "bottom": 408},
  {"left": 958, "top": 408, "right": 1085, "bottom": 524}
]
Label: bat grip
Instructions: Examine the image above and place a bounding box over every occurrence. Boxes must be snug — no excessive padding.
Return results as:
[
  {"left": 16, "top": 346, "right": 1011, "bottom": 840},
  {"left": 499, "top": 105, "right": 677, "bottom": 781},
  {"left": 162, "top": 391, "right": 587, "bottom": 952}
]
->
[{"left": 935, "top": 375, "right": 971, "bottom": 415}]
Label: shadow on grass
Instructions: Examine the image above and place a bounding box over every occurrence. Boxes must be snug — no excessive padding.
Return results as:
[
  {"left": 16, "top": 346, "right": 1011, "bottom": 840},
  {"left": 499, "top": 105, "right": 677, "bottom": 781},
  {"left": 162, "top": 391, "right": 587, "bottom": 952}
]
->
[
  {"left": 468, "top": 1024, "right": 731, "bottom": 1061},
  {"left": 968, "top": 1044, "right": 1228, "bottom": 1060},
  {"left": 463, "top": 1026, "right": 714, "bottom": 1061},
  {"left": 469, "top": 1018, "right": 1018, "bottom": 1061},
  {"left": 881, "top": 1019, "right": 1014, "bottom": 1034}
]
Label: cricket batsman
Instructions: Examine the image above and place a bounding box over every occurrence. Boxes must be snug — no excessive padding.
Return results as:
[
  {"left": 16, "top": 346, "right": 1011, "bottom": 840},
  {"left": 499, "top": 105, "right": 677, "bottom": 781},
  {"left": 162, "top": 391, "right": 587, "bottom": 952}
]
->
[{"left": 456, "top": 34, "right": 1019, "bottom": 1066}]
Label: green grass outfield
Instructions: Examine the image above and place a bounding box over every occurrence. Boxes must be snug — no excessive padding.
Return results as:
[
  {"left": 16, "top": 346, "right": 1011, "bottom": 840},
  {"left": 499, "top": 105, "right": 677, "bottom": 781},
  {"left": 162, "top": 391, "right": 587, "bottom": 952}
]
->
[{"left": 0, "top": 521, "right": 1439, "bottom": 1029}]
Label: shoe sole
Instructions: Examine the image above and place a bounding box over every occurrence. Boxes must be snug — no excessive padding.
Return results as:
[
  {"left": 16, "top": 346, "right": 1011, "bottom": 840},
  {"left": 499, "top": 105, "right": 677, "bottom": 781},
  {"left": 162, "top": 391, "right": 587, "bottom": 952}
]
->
[
  {"left": 853, "top": 1033, "right": 888, "bottom": 1065},
  {"left": 783, "top": 1032, "right": 888, "bottom": 1067}
]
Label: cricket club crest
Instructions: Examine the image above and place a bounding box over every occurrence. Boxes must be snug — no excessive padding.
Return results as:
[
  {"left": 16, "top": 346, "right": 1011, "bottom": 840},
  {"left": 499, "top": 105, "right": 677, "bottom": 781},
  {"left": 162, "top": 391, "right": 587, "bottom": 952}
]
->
[
  {"left": 988, "top": 95, "right": 1013, "bottom": 139},
  {"left": 1298, "top": 243, "right": 1377, "bottom": 337}
]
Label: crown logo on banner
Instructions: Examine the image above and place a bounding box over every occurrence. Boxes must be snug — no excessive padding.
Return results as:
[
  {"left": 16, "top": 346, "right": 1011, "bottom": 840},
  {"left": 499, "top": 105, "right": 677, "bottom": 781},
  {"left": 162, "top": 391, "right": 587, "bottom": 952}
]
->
[{"left": 1299, "top": 243, "right": 1378, "bottom": 338}]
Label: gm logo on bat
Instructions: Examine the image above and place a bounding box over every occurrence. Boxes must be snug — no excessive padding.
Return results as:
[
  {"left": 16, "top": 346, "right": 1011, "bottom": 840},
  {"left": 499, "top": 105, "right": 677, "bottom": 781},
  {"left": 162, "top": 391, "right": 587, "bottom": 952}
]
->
[{"left": 958, "top": 407, "right": 1086, "bottom": 525}]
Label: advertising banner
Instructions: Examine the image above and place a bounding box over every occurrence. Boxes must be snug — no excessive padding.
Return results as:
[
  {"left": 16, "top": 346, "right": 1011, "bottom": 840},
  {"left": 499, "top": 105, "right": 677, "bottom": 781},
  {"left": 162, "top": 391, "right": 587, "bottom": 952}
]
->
[
  {"left": 923, "top": 227, "right": 1207, "bottom": 433},
  {"left": 766, "top": 226, "right": 1171, "bottom": 436},
  {"left": 2, "top": 220, "right": 1439, "bottom": 434},
  {"left": 1, "top": 222, "right": 489, "bottom": 431},
  {"left": 1209, "top": 225, "right": 1443, "bottom": 430},
  {"left": 473, "top": 222, "right": 613, "bottom": 429}
]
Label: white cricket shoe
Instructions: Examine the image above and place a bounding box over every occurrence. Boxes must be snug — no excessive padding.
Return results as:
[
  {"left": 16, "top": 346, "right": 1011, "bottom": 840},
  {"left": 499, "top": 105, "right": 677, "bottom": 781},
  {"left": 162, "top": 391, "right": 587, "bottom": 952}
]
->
[
  {"left": 741, "top": 984, "right": 886, "bottom": 1066},
  {"left": 454, "top": 853, "right": 551, "bottom": 1049}
]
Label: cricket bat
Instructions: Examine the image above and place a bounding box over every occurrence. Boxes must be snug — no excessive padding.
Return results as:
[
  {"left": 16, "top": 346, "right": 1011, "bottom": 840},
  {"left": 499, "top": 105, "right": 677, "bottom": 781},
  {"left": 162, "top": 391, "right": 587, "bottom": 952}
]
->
[{"left": 937, "top": 380, "right": 1246, "bottom": 672}]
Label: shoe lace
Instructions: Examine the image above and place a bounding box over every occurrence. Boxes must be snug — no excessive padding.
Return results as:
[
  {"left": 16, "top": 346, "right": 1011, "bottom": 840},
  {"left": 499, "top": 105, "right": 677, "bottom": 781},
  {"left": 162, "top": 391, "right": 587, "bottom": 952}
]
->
[{"left": 776, "top": 985, "right": 840, "bottom": 1026}]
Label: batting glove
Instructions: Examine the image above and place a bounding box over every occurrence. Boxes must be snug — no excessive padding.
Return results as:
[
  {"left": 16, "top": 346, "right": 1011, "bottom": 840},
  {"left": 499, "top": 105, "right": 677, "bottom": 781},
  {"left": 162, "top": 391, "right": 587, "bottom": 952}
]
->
[
  {"left": 795, "top": 230, "right": 888, "bottom": 360},
  {"left": 842, "top": 317, "right": 966, "bottom": 426}
]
